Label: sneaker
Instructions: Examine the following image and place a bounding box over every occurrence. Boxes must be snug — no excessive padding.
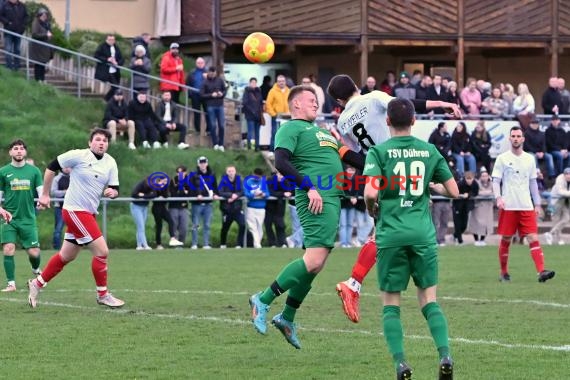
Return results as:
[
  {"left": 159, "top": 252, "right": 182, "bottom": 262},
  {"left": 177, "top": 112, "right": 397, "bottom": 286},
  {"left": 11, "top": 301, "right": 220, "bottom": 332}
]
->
[
  {"left": 143, "top": 245, "right": 152, "bottom": 250},
  {"left": 177, "top": 142, "right": 189, "bottom": 150},
  {"left": 136, "top": 246, "right": 146, "bottom": 251},
  {"left": 142, "top": 140, "right": 151, "bottom": 149},
  {"left": 163, "top": 142, "right": 169, "bottom": 148},
  {"left": 27, "top": 279, "right": 40, "bottom": 308},
  {"left": 479, "top": 241, "right": 487, "bottom": 246},
  {"left": 544, "top": 232, "right": 553, "bottom": 245},
  {"left": 152, "top": 141, "right": 161, "bottom": 149},
  {"left": 96, "top": 293, "right": 125, "bottom": 308},
  {"left": 203, "top": 245, "right": 212, "bottom": 250},
  {"left": 499, "top": 273, "right": 511, "bottom": 282},
  {"left": 396, "top": 361, "right": 413, "bottom": 380},
  {"left": 438, "top": 242, "right": 446, "bottom": 247},
  {"left": 191, "top": 245, "right": 198, "bottom": 250},
  {"left": 1, "top": 283, "right": 16, "bottom": 292},
  {"left": 538, "top": 270, "right": 555, "bottom": 283},
  {"left": 336, "top": 282, "right": 360, "bottom": 323},
  {"left": 218, "top": 146, "right": 225, "bottom": 152},
  {"left": 235, "top": 246, "right": 242, "bottom": 249},
  {"left": 168, "top": 237, "right": 184, "bottom": 247},
  {"left": 220, "top": 245, "right": 227, "bottom": 249},
  {"left": 438, "top": 356, "right": 454, "bottom": 380},
  {"left": 213, "top": 144, "right": 219, "bottom": 151},
  {"left": 286, "top": 236, "right": 295, "bottom": 248},
  {"left": 128, "top": 142, "right": 136, "bottom": 150},
  {"left": 558, "top": 240, "right": 565, "bottom": 245},
  {"left": 271, "top": 313, "right": 301, "bottom": 349},
  {"left": 156, "top": 245, "right": 164, "bottom": 250},
  {"left": 249, "top": 292, "right": 270, "bottom": 334}
]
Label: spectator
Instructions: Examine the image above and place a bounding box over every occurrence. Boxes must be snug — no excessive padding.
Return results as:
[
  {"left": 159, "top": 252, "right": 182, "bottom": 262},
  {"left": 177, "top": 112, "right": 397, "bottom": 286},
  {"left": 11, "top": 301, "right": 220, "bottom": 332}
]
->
[
  {"left": 94, "top": 34, "right": 124, "bottom": 102},
  {"left": 444, "top": 81, "right": 467, "bottom": 113},
  {"left": 477, "top": 79, "right": 491, "bottom": 100},
  {"left": 169, "top": 165, "right": 190, "bottom": 247},
  {"left": 353, "top": 170, "right": 374, "bottom": 247},
  {"left": 244, "top": 168, "right": 269, "bottom": 248},
  {"left": 159, "top": 42, "right": 185, "bottom": 104},
  {"left": 151, "top": 178, "right": 183, "bottom": 249},
  {"left": 513, "top": 83, "right": 536, "bottom": 130},
  {"left": 428, "top": 122, "right": 451, "bottom": 158},
  {"left": 452, "top": 171, "right": 479, "bottom": 245},
  {"left": 545, "top": 115, "right": 568, "bottom": 175},
  {"left": 442, "top": 76, "right": 451, "bottom": 89},
  {"left": 130, "top": 45, "right": 151, "bottom": 93},
  {"left": 430, "top": 185, "right": 452, "bottom": 246},
  {"left": 189, "top": 156, "right": 218, "bottom": 249},
  {"left": 308, "top": 74, "right": 326, "bottom": 115},
  {"left": 410, "top": 69, "right": 423, "bottom": 86},
  {"left": 128, "top": 92, "right": 162, "bottom": 149},
  {"left": 460, "top": 78, "right": 482, "bottom": 116},
  {"left": 218, "top": 165, "right": 246, "bottom": 249},
  {"left": 542, "top": 77, "right": 563, "bottom": 115},
  {"left": 451, "top": 122, "right": 477, "bottom": 177},
  {"left": 558, "top": 78, "right": 570, "bottom": 115},
  {"left": 266, "top": 75, "right": 291, "bottom": 150},
  {"left": 155, "top": 91, "right": 189, "bottom": 149},
  {"left": 285, "top": 189, "right": 303, "bottom": 248},
  {"left": 360, "top": 76, "right": 377, "bottom": 95},
  {"left": 544, "top": 168, "right": 570, "bottom": 245},
  {"left": 468, "top": 169, "right": 493, "bottom": 246},
  {"left": 131, "top": 32, "right": 151, "bottom": 59},
  {"left": 0, "top": 0, "right": 28, "bottom": 71},
  {"left": 242, "top": 77, "right": 263, "bottom": 151},
  {"left": 102, "top": 89, "right": 135, "bottom": 148},
  {"left": 29, "top": 8, "right": 52, "bottom": 82},
  {"left": 502, "top": 83, "right": 516, "bottom": 115},
  {"left": 427, "top": 74, "right": 447, "bottom": 111},
  {"left": 415, "top": 74, "right": 431, "bottom": 100},
  {"left": 260, "top": 75, "right": 272, "bottom": 101},
  {"left": 264, "top": 172, "right": 290, "bottom": 248},
  {"left": 471, "top": 120, "right": 492, "bottom": 173},
  {"left": 379, "top": 70, "right": 396, "bottom": 96},
  {"left": 186, "top": 57, "right": 209, "bottom": 133},
  {"left": 130, "top": 177, "right": 156, "bottom": 250},
  {"left": 481, "top": 86, "right": 508, "bottom": 118},
  {"left": 339, "top": 166, "right": 358, "bottom": 248},
  {"left": 393, "top": 71, "right": 416, "bottom": 100},
  {"left": 200, "top": 66, "right": 227, "bottom": 151},
  {"left": 524, "top": 118, "right": 556, "bottom": 179},
  {"left": 50, "top": 167, "right": 70, "bottom": 249}
]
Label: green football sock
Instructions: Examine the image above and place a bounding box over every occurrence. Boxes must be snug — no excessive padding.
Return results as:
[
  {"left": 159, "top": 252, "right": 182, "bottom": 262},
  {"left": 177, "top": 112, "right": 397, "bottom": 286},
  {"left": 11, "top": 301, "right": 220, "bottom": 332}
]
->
[
  {"left": 29, "top": 254, "right": 41, "bottom": 272},
  {"left": 282, "top": 272, "right": 316, "bottom": 322},
  {"left": 383, "top": 305, "right": 405, "bottom": 367},
  {"left": 4, "top": 255, "right": 15, "bottom": 282},
  {"left": 422, "top": 302, "right": 450, "bottom": 359},
  {"left": 259, "top": 258, "right": 312, "bottom": 305}
]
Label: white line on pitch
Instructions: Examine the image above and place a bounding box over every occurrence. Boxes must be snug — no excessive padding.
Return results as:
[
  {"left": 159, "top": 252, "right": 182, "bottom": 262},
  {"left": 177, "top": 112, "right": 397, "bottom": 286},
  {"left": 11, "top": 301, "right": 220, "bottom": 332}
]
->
[{"left": 1, "top": 297, "right": 569, "bottom": 352}]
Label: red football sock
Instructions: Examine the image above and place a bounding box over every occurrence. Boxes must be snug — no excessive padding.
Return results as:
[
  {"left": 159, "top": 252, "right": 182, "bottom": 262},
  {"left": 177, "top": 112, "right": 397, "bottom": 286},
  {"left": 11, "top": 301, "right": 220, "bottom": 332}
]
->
[
  {"left": 38, "top": 253, "right": 67, "bottom": 286},
  {"left": 498, "top": 238, "right": 511, "bottom": 275},
  {"left": 92, "top": 256, "right": 108, "bottom": 297},
  {"left": 351, "top": 240, "right": 377, "bottom": 284},
  {"left": 529, "top": 241, "right": 545, "bottom": 273}
]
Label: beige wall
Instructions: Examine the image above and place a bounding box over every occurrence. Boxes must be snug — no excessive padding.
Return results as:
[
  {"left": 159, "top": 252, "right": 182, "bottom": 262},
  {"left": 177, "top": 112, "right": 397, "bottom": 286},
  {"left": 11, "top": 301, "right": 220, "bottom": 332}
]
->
[{"left": 39, "top": 0, "right": 156, "bottom": 38}]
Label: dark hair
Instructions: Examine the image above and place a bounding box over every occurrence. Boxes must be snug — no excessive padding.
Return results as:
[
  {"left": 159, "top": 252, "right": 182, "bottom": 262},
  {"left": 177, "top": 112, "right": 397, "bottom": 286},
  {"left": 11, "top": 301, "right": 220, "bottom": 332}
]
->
[
  {"left": 510, "top": 126, "right": 523, "bottom": 133},
  {"left": 437, "top": 121, "right": 446, "bottom": 130},
  {"left": 327, "top": 74, "right": 356, "bottom": 102},
  {"left": 176, "top": 165, "right": 187, "bottom": 172},
  {"left": 253, "top": 168, "right": 264, "bottom": 176},
  {"left": 90, "top": 128, "right": 112, "bottom": 142},
  {"left": 387, "top": 98, "right": 415, "bottom": 129},
  {"left": 9, "top": 139, "right": 26, "bottom": 150},
  {"left": 288, "top": 85, "right": 317, "bottom": 104},
  {"left": 249, "top": 77, "right": 257, "bottom": 82},
  {"left": 262, "top": 75, "right": 271, "bottom": 84}
]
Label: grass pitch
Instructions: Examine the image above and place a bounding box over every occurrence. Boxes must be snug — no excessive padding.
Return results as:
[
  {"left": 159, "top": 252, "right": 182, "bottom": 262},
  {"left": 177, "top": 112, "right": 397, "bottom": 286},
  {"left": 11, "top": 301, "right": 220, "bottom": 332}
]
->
[{"left": 0, "top": 245, "right": 568, "bottom": 379}]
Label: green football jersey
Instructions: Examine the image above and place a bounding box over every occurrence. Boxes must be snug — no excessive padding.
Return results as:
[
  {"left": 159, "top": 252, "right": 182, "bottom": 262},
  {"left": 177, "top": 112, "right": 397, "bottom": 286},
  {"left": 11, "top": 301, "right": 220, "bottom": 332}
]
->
[
  {"left": 0, "top": 163, "right": 43, "bottom": 222},
  {"left": 363, "top": 135, "right": 452, "bottom": 247},
  {"left": 275, "top": 119, "right": 344, "bottom": 200}
]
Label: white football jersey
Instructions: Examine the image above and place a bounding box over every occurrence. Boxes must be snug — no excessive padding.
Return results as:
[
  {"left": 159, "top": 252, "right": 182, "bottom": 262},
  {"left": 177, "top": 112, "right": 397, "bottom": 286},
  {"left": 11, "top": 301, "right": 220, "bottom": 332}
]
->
[
  {"left": 491, "top": 150, "right": 537, "bottom": 210},
  {"left": 336, "top": 90, "right": 395, "bottom": 154},
  {"left": 58, "top": 149, "right": 119, "bottom": 214}
]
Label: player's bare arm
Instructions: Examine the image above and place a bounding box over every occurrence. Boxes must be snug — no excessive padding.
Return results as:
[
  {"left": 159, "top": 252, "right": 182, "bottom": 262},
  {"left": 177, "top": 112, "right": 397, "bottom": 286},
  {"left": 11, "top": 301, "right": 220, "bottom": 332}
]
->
[
  {"left": 429, "top": 178, "right": 459, "bottom": 199},
  {"left": 0, "top": 207, "right": 12, "bottom": 223},
  {"left": 103, "top": 187, "right": 119, "bottom": 199},
  {"left": 364, "top": 177, "right": 379, "bottom": 218},
  {"left": 38, "top": 168, "right": 56, "bottom": 209},
  {"left": 426, "top": 100, "right": 463, "bottom": 119}
]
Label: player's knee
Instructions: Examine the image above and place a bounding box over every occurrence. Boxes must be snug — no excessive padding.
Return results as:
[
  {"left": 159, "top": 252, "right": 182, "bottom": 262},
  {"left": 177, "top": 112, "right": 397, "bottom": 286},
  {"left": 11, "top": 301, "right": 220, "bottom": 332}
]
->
[
  {"left": 28, "top": 247, "right": 40, "bottom": 257},
  {"left": 3, "top": 244, "right": 15, "bottom": 255}
]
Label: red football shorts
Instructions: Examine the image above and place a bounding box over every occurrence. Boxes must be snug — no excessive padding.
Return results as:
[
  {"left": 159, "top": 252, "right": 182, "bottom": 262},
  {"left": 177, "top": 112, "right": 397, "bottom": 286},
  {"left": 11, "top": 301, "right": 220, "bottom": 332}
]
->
[
  {"left": 63, "top": 209, "right": 103, "bottom": 245},
  {"left": 497, "top": 209, "right": 537, "bottom": 236}
]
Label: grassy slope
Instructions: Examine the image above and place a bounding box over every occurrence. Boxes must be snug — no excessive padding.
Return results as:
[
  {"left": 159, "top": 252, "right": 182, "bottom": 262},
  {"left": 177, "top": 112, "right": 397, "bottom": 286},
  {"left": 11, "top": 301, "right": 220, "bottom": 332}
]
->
[{"left": 0, "top": 68, "right": 267, "bottom": 248}]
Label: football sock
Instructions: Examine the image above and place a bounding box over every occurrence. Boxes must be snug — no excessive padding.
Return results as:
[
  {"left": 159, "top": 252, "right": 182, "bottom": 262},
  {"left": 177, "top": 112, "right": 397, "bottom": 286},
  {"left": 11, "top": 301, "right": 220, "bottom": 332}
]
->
[
  {"left": 3, "top": 255, "right": 15, "bottom": 282},
  {"left": 422, "top": 302, "right": 450, "bottom": 359},
  {"left": 498, "top": 238, "right": 511, "bottom": 274},
  {"left": 92, "top": 256, "right": 108, "bottom": 297},
  {"left": 260, "top": 258, "right": 311, "bottom": 304},
  {"left": 351, "top": 240, "right": 377, "bottom": 285},
  {"left": 28, "top": 254, "right": 41, "bottom": 272},
  {"left": 38, "top": 252, "right": 67, "bottom": 286},
  {"left": 529, "top": 241, "right": 545, "bottom": 273},
  {"left": 282, "top": 274, "right": 316, "bottom": 322},
  {"left": 383, "top": 305, "right": 405, "bottom": 368}
]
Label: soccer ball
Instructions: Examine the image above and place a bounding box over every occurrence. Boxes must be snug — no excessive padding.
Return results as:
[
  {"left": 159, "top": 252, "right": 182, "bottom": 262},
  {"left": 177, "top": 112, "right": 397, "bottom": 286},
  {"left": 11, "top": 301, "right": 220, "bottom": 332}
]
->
[{"left": 243, "top": 32, "right": 275, "bottom": 63}]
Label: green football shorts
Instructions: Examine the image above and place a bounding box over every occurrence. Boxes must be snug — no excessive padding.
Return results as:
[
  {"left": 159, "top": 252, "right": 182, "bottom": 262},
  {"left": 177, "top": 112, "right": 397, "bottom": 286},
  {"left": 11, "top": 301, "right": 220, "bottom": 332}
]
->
[
  {"left": 296, "top": 196, "right": 340, "bottom": 249},
  {"left": 0, "top": 220, "right": 40, "bottom": 249},
  {"left": 376, "top": 243, "right": 438, "bottom": 292}
]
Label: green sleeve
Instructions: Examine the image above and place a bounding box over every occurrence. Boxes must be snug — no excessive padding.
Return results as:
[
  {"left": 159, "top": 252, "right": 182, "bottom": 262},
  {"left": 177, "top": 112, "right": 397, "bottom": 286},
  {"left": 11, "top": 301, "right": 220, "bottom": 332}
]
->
[
  {"left": 432, "top": 147, "right": 453, "bottom": 183},
  {"left": 274, "top": 122, "right": 297, "bottom": 153},
  {"left": 363, "top": 147, "right": 383, "bottom": 177}
]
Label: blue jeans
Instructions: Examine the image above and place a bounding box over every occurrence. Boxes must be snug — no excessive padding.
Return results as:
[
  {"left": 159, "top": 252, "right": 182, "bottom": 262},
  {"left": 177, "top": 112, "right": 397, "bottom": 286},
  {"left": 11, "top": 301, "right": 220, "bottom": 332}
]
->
[
  {"left": 130, "top": 203, "right": 149, "bottom": 248},
  {"left": 287, "top": 204, "right": 303, "bottom": 247},
  {"left": 207, "top": 106, "right": 225, "bottom": 146},
  {"left": 4, "top": 33, "right": 22, "bottom": 70},
  {"left": 355, "top": 210, "right": 374, "bottom": 244},
  {"left": 246, "top": 119, "right": 260, "bottom": 149},
  {"left": 530, "top": 152, "right": 556, "bottom": 177},
  {"left": 452, "top": 153, "right": 477, "bottom": 177},
  {"left": 270, "top": 117, "right": 278, "bottom": 151},
  {"left": 550, "top": 151, "right": 569, "bottom": 176},
  {"left": 339, "top": 208, "right": 356, "bottom": 246},
  {"left": 191, "top": 203, "right": 213, "bottom": 246},
  {"left": 52, "top": 207, "right": 66, "bottom": 249}
]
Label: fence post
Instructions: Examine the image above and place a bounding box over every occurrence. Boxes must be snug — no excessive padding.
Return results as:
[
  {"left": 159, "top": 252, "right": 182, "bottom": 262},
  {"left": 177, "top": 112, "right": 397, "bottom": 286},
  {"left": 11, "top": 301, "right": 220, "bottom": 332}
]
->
[{"left": 77, "top": 56, "right": 82, "bottom": 98}]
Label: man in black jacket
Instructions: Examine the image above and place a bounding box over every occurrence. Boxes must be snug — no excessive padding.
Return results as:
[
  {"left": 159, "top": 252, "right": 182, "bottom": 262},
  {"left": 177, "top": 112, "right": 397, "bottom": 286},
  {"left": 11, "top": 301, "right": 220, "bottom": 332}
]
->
[
  {"left": 189, "top": 156, "right": 218, "bottom": 249},
  {"left": 524, "top": 119, "right": 556, "bottom": 179},
  {"left": 102, "top": 90, "right": 135, "bottom": 148},
  {"left": 264, "top": 172, "right": 291, "bottom": 248},
  {"left": 200, "top": 67, "right": 227, "bottom": 151},
  {"left": 545, "top": 115, "right": 568, "bottom": 175},
  {"left": 541, "top": 77, "right": 563, "bottom": 115},
  {"left": 155, "top": 91, "right": 189, "bottom": 149},
  {"left": 0, "top": 0, "right": 28, "bottom": 70},
  {"left": 94, "top": 34, "right": 124, "bottom": 101},
  {"left": 169, "top": 165, "right": 190, "bottom": 247},
  {"left": 218, "top": 165, "right": 246, "bottom": 248},
  {"left": 127, "top": 92, "right": 161, "bottom": 149}
]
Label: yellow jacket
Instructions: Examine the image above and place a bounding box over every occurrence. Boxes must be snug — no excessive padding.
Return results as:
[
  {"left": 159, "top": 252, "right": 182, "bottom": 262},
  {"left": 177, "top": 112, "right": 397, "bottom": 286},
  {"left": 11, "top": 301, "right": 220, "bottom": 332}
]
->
[{"left": 266, "top": 83, "right": 290, "bottom": 117}]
